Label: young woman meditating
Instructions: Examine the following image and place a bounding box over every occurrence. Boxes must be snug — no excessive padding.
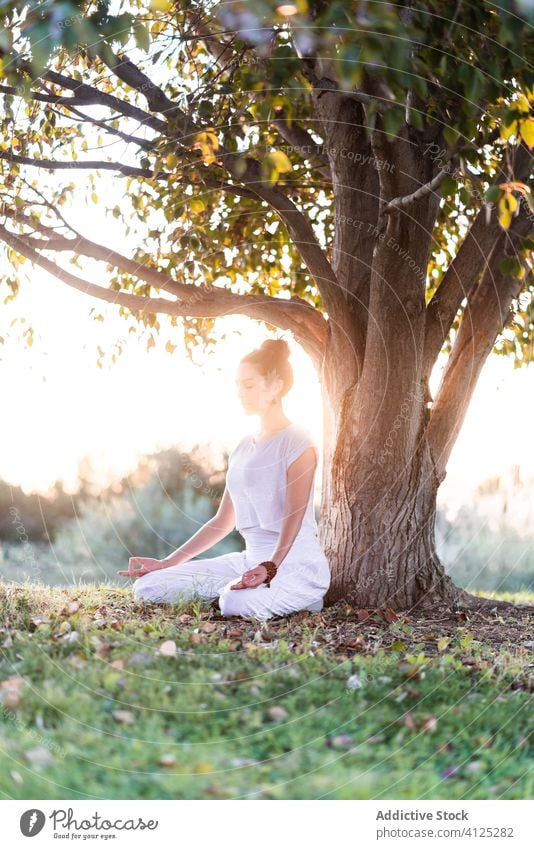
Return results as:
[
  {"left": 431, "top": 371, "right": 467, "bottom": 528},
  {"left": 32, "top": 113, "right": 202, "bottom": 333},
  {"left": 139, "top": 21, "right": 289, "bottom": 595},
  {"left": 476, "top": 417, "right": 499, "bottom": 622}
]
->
[{"left": 118, "top": 338, "right": 331, "bottom": 620}]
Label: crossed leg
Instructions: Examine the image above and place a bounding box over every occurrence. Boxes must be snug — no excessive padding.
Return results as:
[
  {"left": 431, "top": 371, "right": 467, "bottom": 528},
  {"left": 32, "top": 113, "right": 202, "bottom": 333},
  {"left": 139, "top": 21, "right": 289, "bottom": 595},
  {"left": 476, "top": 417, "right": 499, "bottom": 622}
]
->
[
  {"left": 218, "top": 562, "right": 330, "bottom": 621},
  {"left": 133, "top": 550, "right": 247, "bottom": 604}
]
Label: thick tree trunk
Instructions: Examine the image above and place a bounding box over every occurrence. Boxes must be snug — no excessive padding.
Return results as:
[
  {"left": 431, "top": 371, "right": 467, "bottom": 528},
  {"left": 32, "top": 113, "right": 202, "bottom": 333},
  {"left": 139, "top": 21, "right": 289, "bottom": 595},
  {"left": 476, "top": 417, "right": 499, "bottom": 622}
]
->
[
  {"left": 320, "top": 414, "right": 460, "bottom": 609},
  {"left": 316, "top": 122, "right": 461, "bottom": 611}
]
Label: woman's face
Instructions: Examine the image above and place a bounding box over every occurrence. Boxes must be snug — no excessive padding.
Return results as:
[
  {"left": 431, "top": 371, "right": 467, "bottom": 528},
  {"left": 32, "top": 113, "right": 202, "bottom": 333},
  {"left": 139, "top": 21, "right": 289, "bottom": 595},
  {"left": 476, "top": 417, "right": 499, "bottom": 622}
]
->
[{"left": 235, "top": 363, "right": 283, "bottom": 414}]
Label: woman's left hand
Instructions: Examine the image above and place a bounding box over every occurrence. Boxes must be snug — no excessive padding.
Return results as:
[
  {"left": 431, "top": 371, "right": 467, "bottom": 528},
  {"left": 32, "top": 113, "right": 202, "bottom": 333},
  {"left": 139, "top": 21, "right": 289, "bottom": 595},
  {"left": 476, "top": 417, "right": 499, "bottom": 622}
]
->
[{"left": 231, "top": 563, "right": 268, "bottom": 590}]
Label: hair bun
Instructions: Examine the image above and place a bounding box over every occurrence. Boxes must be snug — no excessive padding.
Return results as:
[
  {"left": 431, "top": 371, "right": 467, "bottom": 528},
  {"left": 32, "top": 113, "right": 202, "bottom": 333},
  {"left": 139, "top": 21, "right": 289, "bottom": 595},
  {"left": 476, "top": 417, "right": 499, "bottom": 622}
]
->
[{"left": 260, "top": 338, "right": 290, "bottom": 362}]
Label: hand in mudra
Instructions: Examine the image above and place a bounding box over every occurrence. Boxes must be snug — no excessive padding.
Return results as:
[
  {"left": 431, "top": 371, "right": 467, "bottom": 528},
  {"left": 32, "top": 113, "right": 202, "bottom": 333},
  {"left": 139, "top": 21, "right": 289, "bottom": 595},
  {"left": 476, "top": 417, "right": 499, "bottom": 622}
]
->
[
  {"left": 230, "top": 563, "right": 268, "bottom": 590},
  {"left": 117, "top": 557, "right": 163, "bottom": 579}
]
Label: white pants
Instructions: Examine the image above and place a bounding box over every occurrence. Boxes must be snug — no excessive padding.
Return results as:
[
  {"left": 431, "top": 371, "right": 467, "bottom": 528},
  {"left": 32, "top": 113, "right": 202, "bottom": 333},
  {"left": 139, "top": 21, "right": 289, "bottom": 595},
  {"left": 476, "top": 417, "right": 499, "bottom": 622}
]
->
[{"left": 133, "top": 527, "right": 331, "bottom": 621}]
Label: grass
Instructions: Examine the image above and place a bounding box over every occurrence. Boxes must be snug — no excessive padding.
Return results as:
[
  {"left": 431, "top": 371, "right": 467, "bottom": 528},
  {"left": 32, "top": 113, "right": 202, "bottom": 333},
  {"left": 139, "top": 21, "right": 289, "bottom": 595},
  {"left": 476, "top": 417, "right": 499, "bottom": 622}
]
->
[{"left": 0, "top": 580, "right": 532, "bottom": 800}]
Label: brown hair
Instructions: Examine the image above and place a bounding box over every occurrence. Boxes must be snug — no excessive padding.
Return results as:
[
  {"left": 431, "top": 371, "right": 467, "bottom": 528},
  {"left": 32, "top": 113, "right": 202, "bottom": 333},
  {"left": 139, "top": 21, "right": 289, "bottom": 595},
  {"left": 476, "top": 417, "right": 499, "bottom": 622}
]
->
[{"left": 240, "top": 338, "right": 294, "bottom": 397}]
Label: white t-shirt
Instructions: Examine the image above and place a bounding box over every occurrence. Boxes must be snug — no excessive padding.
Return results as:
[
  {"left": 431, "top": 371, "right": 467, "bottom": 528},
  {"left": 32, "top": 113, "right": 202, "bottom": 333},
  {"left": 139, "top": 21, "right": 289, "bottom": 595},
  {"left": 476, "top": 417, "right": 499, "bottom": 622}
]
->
[{"left": 226, "top": 423, "right": 319, "bottom": 535}]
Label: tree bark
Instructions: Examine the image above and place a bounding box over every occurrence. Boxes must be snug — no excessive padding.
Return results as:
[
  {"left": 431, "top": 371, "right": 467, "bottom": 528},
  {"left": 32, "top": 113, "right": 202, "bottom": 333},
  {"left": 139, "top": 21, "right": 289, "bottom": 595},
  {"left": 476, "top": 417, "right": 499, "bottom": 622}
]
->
[{"left": 321, "top": 426, "right": 460, "bottom": 610}]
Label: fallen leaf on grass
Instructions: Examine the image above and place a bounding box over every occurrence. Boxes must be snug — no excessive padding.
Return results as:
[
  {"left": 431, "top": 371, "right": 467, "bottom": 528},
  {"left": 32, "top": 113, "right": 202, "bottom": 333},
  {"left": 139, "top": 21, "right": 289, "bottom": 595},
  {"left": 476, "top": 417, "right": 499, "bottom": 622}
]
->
[
  {"left": 382, "top": 608, "right": 399, "bottom": 623},
  {"left": 339, "top": 635, "right": 367, "bottom": 650},
  {"left": 0, "top": 676, "right": 25, "bottom": 709},
  {"left": 24, "top": 746, "right": 54, "bottom": 768},
  {"left": 325, "top": 734, "right": 354, "bottom": 749},
  {"left": 441, "top": 766, "right": 461, "bottom": 779},
  {"left": 60, "top": 600, "right": 81, "bottom": 616},
  {"left": 158, "top": 640, "right": 177, "bottom": 657},
  {"left": 30, "top": 616, "right": 51, "bottom": 628},
  {"left": 267, "top": 705, "right": 288, "bottom": 721},
  {"left": 403, "top": 711, "right": 417, "bottom": 730},
  {"left": 346, "top": 673, "right": 363, "bottom": 690},
  {"left": 112, "top": 710, "right": 135, "bottom": 724},
  {"left": 193, "top": 762, "right": 214, "bottom": 774},
  {"left": 158, "top": 753, "right": 177, "bottom": 767}
]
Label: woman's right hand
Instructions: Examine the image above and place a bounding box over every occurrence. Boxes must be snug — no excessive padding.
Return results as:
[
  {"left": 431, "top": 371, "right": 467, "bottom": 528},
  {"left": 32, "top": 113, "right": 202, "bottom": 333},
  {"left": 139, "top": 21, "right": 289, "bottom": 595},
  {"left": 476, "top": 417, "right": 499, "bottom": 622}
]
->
[{"left": 117, "top": 557, "right": 164, "bottom": 579}]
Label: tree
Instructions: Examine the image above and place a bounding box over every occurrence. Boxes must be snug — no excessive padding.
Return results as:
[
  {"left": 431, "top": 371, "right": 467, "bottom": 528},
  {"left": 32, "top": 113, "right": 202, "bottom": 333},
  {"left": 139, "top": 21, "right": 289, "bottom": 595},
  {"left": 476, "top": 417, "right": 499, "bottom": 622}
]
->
[{"left": 0, "top": 0, "right": 533, "bottom": 610}]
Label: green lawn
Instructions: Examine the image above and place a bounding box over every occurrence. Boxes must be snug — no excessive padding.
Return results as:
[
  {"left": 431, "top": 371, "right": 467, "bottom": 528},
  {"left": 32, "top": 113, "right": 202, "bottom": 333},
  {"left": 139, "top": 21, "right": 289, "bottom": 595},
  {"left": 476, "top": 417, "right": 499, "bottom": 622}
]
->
[{"left": 0, "top": 582, "right": 532, "bottom": 800}]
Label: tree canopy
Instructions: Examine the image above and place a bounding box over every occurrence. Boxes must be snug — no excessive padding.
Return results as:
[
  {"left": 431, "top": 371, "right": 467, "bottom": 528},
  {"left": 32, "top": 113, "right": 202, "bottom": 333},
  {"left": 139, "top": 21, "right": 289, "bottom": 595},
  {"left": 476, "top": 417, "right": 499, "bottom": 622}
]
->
[{"left": 0, "top": 0, "right": 532, "bottom": 367}]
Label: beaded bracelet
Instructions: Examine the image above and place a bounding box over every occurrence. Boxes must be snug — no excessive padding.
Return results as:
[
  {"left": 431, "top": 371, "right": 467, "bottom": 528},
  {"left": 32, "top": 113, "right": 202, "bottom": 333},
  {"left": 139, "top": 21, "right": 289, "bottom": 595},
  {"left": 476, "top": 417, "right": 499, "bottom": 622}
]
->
[{"left": 257, "top": 560, "right": 278, "bottom": 588}]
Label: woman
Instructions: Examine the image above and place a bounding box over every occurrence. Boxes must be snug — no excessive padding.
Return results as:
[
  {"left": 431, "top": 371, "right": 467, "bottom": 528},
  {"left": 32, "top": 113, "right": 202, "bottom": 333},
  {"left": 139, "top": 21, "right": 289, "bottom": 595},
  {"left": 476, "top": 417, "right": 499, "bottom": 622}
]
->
[{"left": 118, "top": 338, "right": 331, "bottom": 620}]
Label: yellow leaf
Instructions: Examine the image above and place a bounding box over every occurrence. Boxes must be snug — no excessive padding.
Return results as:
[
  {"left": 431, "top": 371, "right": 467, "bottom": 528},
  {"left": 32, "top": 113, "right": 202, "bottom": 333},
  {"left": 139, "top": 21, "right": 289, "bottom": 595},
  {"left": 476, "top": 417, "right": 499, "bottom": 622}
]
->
[
  {"left": 91, "top": 192, "right": 98, "bottom": 204},
  {"left": 192, "top": 131, "right": 219, "bottom": 165},
  {"left": 189, "top": 198, "right": 204, "bottom": 214},
  {"left": 514, "top": 92, "right": 531, "bottom": 114},
  {"left": 500, "top": 119, "right": 517, "bottom": 141},
  {"left": 165, "top": 340, "right": 177, "bottom": 353},
  {"left": 499, "top": 192, "right": 517, "bottom": 214},
  {"left": 519, "top": 118, "right": 534, "bottom": 148},
  {"left": 193, "top": 762, "right": 214, "bottom": 774},
  {"left": 268, "top": 150, "right": 292, "bottom": 173},
  {"left": 166, "top": 152, "right": 178, "bottom": 169},
  {"left": 499, "top": 208, "right": 512, "bottom": 229},
  {"left": 149, "top": 0, "right": 172, "bottom": 11}
]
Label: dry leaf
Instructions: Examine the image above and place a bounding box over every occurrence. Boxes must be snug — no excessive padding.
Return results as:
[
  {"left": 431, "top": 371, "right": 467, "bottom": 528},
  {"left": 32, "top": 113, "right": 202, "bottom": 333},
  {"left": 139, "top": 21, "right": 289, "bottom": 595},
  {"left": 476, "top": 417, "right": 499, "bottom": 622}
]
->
[
  {"left": 159, "top": 640, "right": 177, "bottom": 657},
  {"left": 325, "top": 734, "right": 354, "bottom": 749},
  {"left": 1, "top": 676, "right": 25, "bottom": 692},
  {"left": 61, "top": 600, "right": 80, "bottom": 616},
  {"left": 158, "top": 753, "right": 177, "bottom": 767},
  {"left": 179, "top": 614, "right": 193, "bottom": 623},
  {"left": 383, "top": 608, "right": 398, "bottom": 622},
  {"left": 423, "top": 716, "right": 439, "bottom": 732},
  {"left": 403, "top": 711, "right": 417, "bottom": 729},
  {"left": 112, "top": 710, "right": 135, "bottom": 724},
  {"left": 24, "top": 746, "right": 54, "bottom": 767},
  {"left": 267, "top": 705, "right": 288, "bottom": 721}
]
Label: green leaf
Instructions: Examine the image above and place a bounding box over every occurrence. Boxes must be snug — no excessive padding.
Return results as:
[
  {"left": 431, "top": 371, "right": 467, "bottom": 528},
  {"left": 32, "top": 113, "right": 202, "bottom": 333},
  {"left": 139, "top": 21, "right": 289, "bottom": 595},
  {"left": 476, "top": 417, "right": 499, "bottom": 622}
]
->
[
  {"left": 484, "top": 186, "right": 501, "bottom": 203},
  {"left": 382, "top": 107, "right": 404, "bottom": 141},
  {"left": 443, "top": 125, "right": 460, "bottom": 147},
  {"left": 440, "top": 175, "right": 458, "bottom": 197},
  {"left": 134, "top": 22, "right": 150, "bottom": 52}
]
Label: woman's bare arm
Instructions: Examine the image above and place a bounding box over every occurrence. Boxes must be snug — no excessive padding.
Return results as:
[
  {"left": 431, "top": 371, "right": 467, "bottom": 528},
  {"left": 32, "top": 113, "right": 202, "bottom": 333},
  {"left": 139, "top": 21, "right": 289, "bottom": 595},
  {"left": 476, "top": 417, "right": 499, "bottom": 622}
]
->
[
  {"left": 161, "top": 484, "right": 237, "bottom": 567},
  {"left": 269, "top": 447, "right": 317, "bottom": 569}
]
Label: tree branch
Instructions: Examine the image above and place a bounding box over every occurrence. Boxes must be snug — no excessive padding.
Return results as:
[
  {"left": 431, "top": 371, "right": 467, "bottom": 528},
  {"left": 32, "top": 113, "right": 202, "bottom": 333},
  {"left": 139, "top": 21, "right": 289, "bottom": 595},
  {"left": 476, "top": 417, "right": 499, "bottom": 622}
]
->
[
  {"left": 95, "top": 49, "right": 196, "bottom": 137},
  {"left": 423, "top": 204, "right": 503, "bottom": 374},
  {"left": 381, "top": 168, "right": 448, "bottom": 218},
  {"left": 427, "top": 217, "right": 533, "bottom": 482},
  {"left": 424, "top": 140, "right": 534, "bottom": 373},
  {"left": 0, "top": 149, "right": 154, "bottom": 179},
  {"left": 0, "top": 224, "right": 327, "bottom": 366},
  {"left": 7, "top": 47, "right": 341, "bottom": 343},
  {"left": 41, "top": 67, "right": 166, "bottom": 134}
]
